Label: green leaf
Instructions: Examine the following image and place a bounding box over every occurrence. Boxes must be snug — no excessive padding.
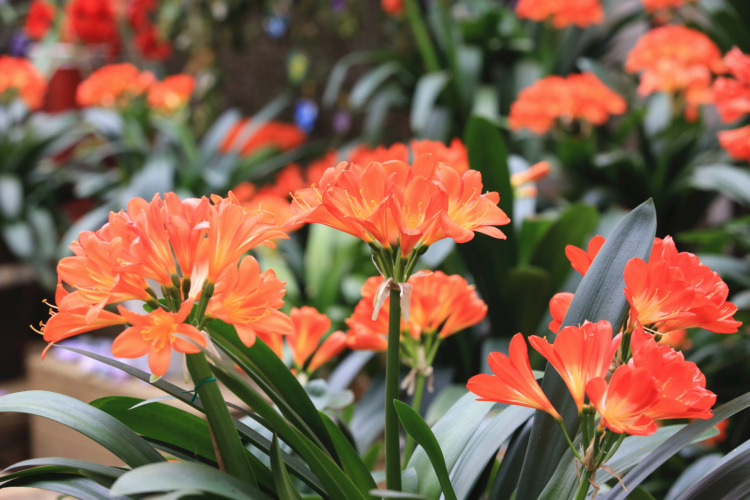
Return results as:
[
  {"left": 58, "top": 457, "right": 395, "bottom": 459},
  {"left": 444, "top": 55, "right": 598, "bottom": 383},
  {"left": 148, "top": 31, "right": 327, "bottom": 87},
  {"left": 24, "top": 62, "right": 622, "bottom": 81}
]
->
[
  {"left": 410, "top": 71, "right": 451, "bottom": 134},
  {"left": 319, "top": 412, "right": 377, "bottom": 492},
  {"left": 505, "top": 266, "right": 551, "bottom": 335},
  {"left": 1, "top": 458, "right": 124, "bottom": 486},
  {"left": 0, "top": 173, "right": 23, "bottom": 218},
  {"left": 0, "top": 475, "right": 114, "bottom": 500},
  {"left": 272, "top": 433, "right": 303, "bottom": 500},
  {"left": 349, "top": 62, "right": 407, "bottom": 110},
  {"left": 515, "top": 200, "right": 657, "bottom": 500},
  {"left": 369, "top": 490, "right": 428, "bottom": 499},
  {"left": 607, "top": 391, "right": 750, "bottom": 499},
  {"left": 394, "top": 400, "right": 457, "bottom": 500},
  {"left": 407, "top": 392, "right": 492, "bottom": 498},
  {"left": 0, "top": 391, "right": 164, "bottom": 468},
  {"left": 110, "top": 461, "right": 270, "bottom": 499},
  {"left": 690, "top": 164, "right": 750, "bottom": 206},
  {"left": 456, "top": 46, "right": 482, "bottom": 110},
  {"left": 665, "top": 454, "right": 723, "bottom": 500},
  {"left": 323, "top": 51, "right": 394, "bottom": 108},
  {"left": 90, "top": 396, "right": 216, "bottom": 461},
  {"left": 304, "top": 224, "right": 360, "bottom": 310}
]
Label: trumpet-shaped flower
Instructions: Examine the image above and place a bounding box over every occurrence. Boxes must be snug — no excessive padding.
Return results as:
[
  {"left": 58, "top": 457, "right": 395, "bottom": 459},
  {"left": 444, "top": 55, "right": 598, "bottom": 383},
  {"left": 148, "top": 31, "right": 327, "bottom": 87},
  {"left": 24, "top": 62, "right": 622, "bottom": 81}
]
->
[
  {"left": 529, "top": 320, "right": 621, "bottom": 412},
  {"left": 114, "top": 302, "right": 206, "bottom": 377},
  {"left": 548, "top": 292, "right": 574, "bottom": 333},
  {"left": 468, "top": 334, "right": 561, "bottom": 420},
  {"left": 718, "top": 125, "right": 750, "bottom": 162},
  {"left": 515, "top": 0, "right": 604, "bottom": 28},
  {"left": 76, "top": 63, "right": 155, "bottom": 108},
  {"left": 586, "top": 365, "right": 659, "bottom": 435}
]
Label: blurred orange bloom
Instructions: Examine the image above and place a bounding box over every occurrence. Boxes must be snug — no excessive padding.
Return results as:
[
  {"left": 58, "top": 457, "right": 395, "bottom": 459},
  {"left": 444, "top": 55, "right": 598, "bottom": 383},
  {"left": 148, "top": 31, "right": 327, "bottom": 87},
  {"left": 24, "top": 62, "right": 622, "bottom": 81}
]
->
[
  {"left": 640, "top": 0, "right": 696, "bottom": 12},
  {"left": 348, "top": 143, "right": 410, "bottom": 166},
  {"left": 221, "top": 118, "right": 306, "bottom": 157},
  {"left": 515, "top": 0, "right": 604, "bottom": 28},
  {"left": 468, "top": 334, "right": 562, "bottom": 419},
  {"left": 529, "top": 320, "right": 621, "bottom": 412},
  {"left": 147, "top": 74, "right": 195, "bottom": 114},
  {"left": 625, "top": 26, "right": 723, "bottom": 120},
  {"left": 346, "top": 272, "right": 487, "bottom": 350},
  {"left": 113, "top": 301, "right": 206, "bottom": 377},
  {"left": 349, "top": 139, "right": 469, "bottom": 175},
  {"left": 0, "top": 56, "right": 47, "bottom": 109},
  {"left": 76, "top": 63, "right": 155, "bottom": 108},
  {"left": 718, "top": 125, "right": 750, "bottom": 162},
  {"left": 509, "top": 73, "right": 625, "bottom": 134},
  {"left": 24, "top": 0, "right": 56, "bottom": 40},
  {"left": 381, "top": 0, "right": 404, "bottom": 16}
]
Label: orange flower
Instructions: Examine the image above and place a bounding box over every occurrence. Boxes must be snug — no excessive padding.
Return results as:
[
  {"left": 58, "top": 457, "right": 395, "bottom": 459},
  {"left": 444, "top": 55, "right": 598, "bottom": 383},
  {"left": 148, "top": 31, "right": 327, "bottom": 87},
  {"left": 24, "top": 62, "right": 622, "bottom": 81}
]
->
[
  {"left": 586, "top": 365, "right": 659, "bottom": 435},
  {"left": 24, "top": 0, "right": 56, "bottom": 41},
  {"left": 529, "top": 320, "right": 621, "bottom": 412},
  {"left": 282, "top": 307, "right": 347, "bottom": 372},
  {"left": 114, "top": 301, "right": 206, "bottom": 377},
  {"left": 0, "top": 56, "right": 47, "bottom": 110},
  {"left": 348, "top": 143, "right": 409, "bottom": 166},
  {"left": 548, "top": 292, "right": 573, "bottom": 333},
  {"left": 411, "top": 138, "right": 470, "bottom": 174},
  {"left": 76, "top": 63, "right": 155, "bottom": 108},
  {"left": 629, "top": 326, "right": 715, "bottom": 420},
  {"left": 43, "top": 299, "right": 127, "bottom": 351},
  {"left": 221, "top": 118, "right": 306, "bottom": 157},
  {"left": 640, "top": 0, "right": 696, "bottom": 12},
  {"left": 381, "top": 0, "right": 404, "bottom": 16},
  {"left": 346, "top": 272, "right": 487, "bottom": 351},
  {"left": 565, "top": 234, "right": 605, "bottom": 275},
  {"left": 624, "top": 236, "right": 741, "bottom": 334},
  {"left": 509, "top": 73, "right": 625, "bottom": 134},
  {"left": 206, "top": 256, "right": 293, "bottom": 347},
  {"left": 66, "top": 0, "right": 119, "bottom": 49},
  {"left": 625, "top": 26, "right": 723, "bottom": 120},
  {"left": 147, "top": 74, "right": 195, "bottom": 114},
  {"left": 515, "top": 0, "right": 604, "bottom": 28},
  {"left": 718, "top": 125, "right": 750, "bottom": 162},
  {"left": 467, "top": 333, "right": 561, "bottom": 420}
]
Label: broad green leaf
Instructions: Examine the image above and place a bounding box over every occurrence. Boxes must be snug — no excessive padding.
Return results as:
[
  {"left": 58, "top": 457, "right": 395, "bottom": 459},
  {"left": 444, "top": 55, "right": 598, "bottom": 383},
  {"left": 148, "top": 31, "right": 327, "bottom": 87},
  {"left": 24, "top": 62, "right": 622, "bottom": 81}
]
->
[
  {"left": 363, "top": 84, "right": 408, "bottom": 144},
  {"left": 450, "top": 405, "right": 534, "bottom": 499},
  {"left": 272, "top": 433, "right": 303, "bottom": 500},
  {"left": 515, "top": 200, "right": 657, "bottom": 500},
  {"left": 0, "top": 391, "right": 163, "bottom": 468},
  {"left": 395, "top": 400, "right": 458, "bottom": 500},
  {"left": 0, "top": 174, "right": 23, "bottom": 218},
  {"left": 111, "top": 461, "right": 269, "bottom": 499},
  {"left": 411, "top": 72, "right": 451, "bottom": 133},
  {"left": 690, "top": 164, "right": 750, "bottom": 207},
  {"left": 505, "top": 266, "right": 551, "bottom": 335},
  {"left": 349, "top": 62, "right": 406, "bottom": 110},
  {"left": 665, "top": 454, "right": 723, "bottom": 500},
  {"left": 607, "top": 391, "right": 750, "bottom": 499},
  {"left": 0, "top": 475, "right": 114, "bottom": 500},
  {"left": 370, "top": 490, "right": 428, "bottom": 499},
  {"left": 320, "top": 412, "right": 377, "bottom": 492},
  {"left": 207, "top": 321, "right": 338, "bottom": 459},
  {"left": 2, "top": 221, "right": 34, "bottom": 258},
  {"left": 304, "top": 224, "right": 360, "bottom": 310},
  {"left": 456, "top": 46, "right": 483, "bottom": 110},
  {"left": 322, "top": 51, "right": 393, "bottom": 107},
  {"left": 1, "top": 458, "right": 124, "bottom": 485}
]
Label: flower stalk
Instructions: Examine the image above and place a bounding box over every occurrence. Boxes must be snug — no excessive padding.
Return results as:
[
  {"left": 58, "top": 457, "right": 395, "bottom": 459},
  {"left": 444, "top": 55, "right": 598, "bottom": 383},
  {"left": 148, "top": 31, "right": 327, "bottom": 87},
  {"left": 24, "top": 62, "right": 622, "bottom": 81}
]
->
[{"left": 385, "top": 285, "right": 403, "bottom": 490}]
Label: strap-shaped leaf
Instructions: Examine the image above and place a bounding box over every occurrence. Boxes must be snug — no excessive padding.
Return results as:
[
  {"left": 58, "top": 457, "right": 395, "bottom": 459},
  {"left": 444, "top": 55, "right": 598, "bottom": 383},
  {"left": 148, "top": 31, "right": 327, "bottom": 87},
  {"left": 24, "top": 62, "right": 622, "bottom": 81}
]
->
[
  {"left": 319, "top": 412, "right": 378, "bottom": 493},
  {"left": 0, "top": 475, "right": 116, "bottom": 500},
  {"left": 271, "top": 433, "right": 303, "bottom": 500},
  {"left": 606, "top": 391, "right": 750, "bottom": 499},
  {"left": 110, "top": 461, "right": 270, "bottom": 499},
  {"left": 1, "top": 458, "right": 124, "bottom": 486},
  {"left": 515, "top": 200, "right": 657, "bottom": 500},
  {"left": 0, "top": 391, "right": 164, "bottom": 468},
  {"left": 395, "top": 400, "right": 458, "bottom": 500}
]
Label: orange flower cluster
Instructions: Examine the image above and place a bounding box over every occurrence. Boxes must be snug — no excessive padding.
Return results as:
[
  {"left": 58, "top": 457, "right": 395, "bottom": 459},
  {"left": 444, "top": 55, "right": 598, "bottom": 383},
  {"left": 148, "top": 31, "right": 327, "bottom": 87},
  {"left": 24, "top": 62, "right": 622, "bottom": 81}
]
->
[
  {"left": 42, "top": 192, "right": 292, "bottom": 376},
  {"left": 76, "top": 64, "right": 195, "bottom": 113},
  {"left": 566, "top": 235, "right": 741, "bottom": 334},
  {"left": 509, "top": 73, "right": 626, "bottom": 134},
  {"left": 260, "top": 306, "right": 347, "bottom": 375},
  {"left": 640, "top": 0, "right": 696, "bottom": 11},
  {"left": 24, "top": 0, "right": 56, "bottom": 41},
  {"left": 625, "top": 26, "right": 724, "bottom": 120},
  {"left": 714, "top": 47, "right": 750, "bottom": 161},
  {"left": 349, "top": 139, "right": 470, "bottom": 175},
  {"left": 346, "top": 272, "right": 487, "bottom": 352},
  {"left": 0, "top": 56, "right": 47, "bottom": 110},
  {"left": 221, "top": 118, "right": 306, "bottom": 157},
  {"left": 290, "top": 150, "right": 509, "bottom": 257},
  {"left": 515, "top": 0, "right": 604, "bottom": 28},
  {"left": 381, "top": 0, "right": 404, "bottom": 16},
  {"left": 468, "top": 320, "right": 715, "bottom": 436},
  {"left": 147, "top": 74, "right": 196, "bottom": 114}
]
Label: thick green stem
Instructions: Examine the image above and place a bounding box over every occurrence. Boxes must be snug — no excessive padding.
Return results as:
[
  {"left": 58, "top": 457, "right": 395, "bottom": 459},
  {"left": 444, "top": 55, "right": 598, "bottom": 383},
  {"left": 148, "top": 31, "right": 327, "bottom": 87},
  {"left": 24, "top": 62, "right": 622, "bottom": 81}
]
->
[
  {"left": 385, "top": 286, "right": 403, "bottom": 490},
  {"left": 404, "top": 0, "right": 441, "bottom": 73},
  {"left": 402, "top": 371, "right": 426, "bottom": 464},
  {"left": 185, "top": 353, "right": 256, "bottom": 486},
  {"left": 574, "top": 468, "right": 593, "bottom": 500}
]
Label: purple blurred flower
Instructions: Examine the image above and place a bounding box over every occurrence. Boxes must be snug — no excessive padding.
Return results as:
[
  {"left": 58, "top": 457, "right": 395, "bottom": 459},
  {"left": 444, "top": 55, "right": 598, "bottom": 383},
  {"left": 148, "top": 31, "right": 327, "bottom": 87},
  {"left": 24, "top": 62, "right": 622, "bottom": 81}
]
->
[{"left": 10, "top": 32, "right": 30, "bottom": 57}]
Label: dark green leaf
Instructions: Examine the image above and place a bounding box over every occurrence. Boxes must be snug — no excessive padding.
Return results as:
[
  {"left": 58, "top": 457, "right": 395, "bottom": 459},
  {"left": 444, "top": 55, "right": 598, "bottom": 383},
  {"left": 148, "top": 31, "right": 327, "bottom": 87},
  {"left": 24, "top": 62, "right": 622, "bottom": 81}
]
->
[
  {"left": 0, "top": 391, "right": 164, "bottom": 468},
  {"left": 395, "top": 400, "right": 458, "bottom": 500},
  {"left": 0, "top": 475, "right": 116, "bottom": 500},
  {"left": 272, "top": 433, "right": 303, "bottom": 500},
  {"left": 516, "top": 200, "right": 657, "bottom": 500},
  {"left": 319, "top": 412, "right": 377, "bottom": 492},
  {"left": 111, "top": 461, "right": 270, "bottom": 499}
]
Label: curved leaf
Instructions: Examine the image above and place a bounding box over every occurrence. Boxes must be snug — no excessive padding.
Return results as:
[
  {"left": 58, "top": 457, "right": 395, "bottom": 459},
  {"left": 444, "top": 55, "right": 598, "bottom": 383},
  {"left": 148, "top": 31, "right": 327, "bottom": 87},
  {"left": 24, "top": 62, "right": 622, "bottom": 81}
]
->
[
  {"left": 0, "top": 391, "right": 164, "bottom": 468},
  {"left": 349, "top": 62, "right": 406, "bottom": 109},
  {"left": 271, "top": 433, "right": 303, "bottom": 500},
  {"left": 319, "top": 412, "right": 377, "bottom": 493},
  {"left": 410, "top": 71, "right": 451, "bottom": 133},
  {"left": 0, "top": 475, "right": 116, "bottom": 500},
  {"left": 395, "top": 400, "right": 457, "bottom": 500},
  {"left": 516, "top": 200, "right": 657, "bottom": 500},
  {"left": 111, "top": 461, "right": 269, "bottom": 499},
  {"left": 674, "top": 439, "right": 750, "bottom": 500}
]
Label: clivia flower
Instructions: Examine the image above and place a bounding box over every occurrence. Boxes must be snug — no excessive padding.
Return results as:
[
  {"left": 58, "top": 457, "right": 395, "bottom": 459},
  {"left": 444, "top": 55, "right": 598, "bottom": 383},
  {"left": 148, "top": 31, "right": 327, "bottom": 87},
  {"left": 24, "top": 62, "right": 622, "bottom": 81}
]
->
[
  {"left": 515, "top": 0, "right": 604, "bottom": 28},
  {"left": 76, "top": 63, "right": 155, "bottom": 108},
  {"left": 221, "top": 118, "right": 306, "bottom": 157},
  {"left": 0, "top": 56, "right": 47, "bottom": 109},
  {"left": 24, "top": 0, "right": 56, "bottom": 41},
  {"left": 147, "top": 74, "right": 195, "bottom": 114},
  {"left": 713, "top": 47, "right": 750, "bottom": 161}
]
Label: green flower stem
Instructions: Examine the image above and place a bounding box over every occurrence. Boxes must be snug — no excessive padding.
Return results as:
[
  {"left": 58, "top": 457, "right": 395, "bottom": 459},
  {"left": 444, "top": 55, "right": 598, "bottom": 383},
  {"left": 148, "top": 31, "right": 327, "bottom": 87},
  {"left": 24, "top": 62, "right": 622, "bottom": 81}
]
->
[
  {"left": 404, "top": 0, "right": 441, "bottom": 73},
  {"left": 574, "top": 468, "right": 593, "bottom": 500},
  {"left": 185, "top": 353, "right": 256, "bottom": 486},
  {"left": 558, "top": 419, "right": 583, "bottom": 462},
  {"left": 402, "top": 371, "right": 426, "bottom": 464},
  {"left": 385, "top": 286, "right": 403, "bottom": 491}
]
